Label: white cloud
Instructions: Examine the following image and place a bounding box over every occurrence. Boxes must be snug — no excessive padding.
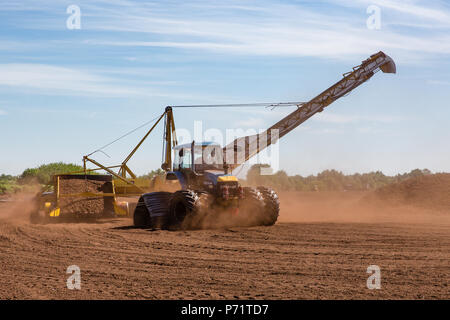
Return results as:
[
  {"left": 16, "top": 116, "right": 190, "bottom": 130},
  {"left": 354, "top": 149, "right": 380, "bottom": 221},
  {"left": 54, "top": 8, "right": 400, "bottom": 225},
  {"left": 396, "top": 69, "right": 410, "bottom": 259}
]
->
[
  {"left": 367, "top": 0, "right": 450, "bottom": 23},
  {"left": 335, "top": 0, "right": 450, "bottom": 25},
  {"left": 2, "top": 0, "right": 450, "bottom": 64},
  {"left": 0, "top": 63, "right": 202, "bottom": 99},
  {"left": 0, "top": 63, "right": 128, "bottom": 96},
  {"left": 78, "top": 0, "right": 450, "bottom": 63},
  {"left": 0, "top": 110, "right": 7, "bottom": 116}
]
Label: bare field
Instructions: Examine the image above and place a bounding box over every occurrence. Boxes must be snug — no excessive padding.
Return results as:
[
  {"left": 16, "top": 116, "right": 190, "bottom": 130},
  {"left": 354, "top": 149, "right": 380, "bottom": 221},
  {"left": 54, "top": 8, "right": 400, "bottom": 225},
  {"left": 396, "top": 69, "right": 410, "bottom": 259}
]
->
[{"left": 0, "top": 191, "right": 449, "bottom": 300}]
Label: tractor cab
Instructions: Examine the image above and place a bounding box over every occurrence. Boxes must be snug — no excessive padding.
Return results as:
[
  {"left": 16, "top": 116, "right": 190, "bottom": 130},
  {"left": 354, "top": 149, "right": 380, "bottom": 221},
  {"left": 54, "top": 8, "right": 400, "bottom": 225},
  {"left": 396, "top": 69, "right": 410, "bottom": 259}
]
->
[
  {"left": 170, "top": 141, "right": 244, "bottom": 209},
  {"left": 173, "top": 141, "right": 224, "bottom": 173}
]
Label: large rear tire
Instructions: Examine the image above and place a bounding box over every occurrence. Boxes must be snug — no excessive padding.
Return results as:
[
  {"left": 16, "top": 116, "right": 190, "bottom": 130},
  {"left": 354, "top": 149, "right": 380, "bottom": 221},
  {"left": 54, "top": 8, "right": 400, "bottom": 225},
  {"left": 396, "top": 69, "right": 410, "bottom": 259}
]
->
[
  {"left": 257, "top": 186, "right": 280, "bottom": 226},
  {"left": 133, "top": 192, "right": 172, "bottom": 228},
  {"left": 133, "top": 198, "right": 151, "bottom": 227}
]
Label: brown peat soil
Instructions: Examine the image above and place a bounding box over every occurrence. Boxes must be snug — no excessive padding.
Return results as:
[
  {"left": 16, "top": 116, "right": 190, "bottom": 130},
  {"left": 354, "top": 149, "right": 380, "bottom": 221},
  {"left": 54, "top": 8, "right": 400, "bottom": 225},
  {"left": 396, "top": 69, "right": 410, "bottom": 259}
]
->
[{"left": 0, "top": 190, "right": 448, "bottom": 300}]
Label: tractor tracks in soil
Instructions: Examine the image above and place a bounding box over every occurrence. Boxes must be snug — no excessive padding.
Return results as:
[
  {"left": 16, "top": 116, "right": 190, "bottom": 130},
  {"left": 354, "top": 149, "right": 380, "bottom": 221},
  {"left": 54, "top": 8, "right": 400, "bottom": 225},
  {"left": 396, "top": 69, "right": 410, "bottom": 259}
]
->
[{"left": 0, "top": 210, "right": 449, "bottom": 299}]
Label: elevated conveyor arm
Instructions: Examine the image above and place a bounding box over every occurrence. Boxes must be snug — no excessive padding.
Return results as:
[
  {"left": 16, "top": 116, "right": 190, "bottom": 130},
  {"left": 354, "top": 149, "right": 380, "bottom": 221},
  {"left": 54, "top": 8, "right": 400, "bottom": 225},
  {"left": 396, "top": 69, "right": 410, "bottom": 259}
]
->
[{"left": 224, "top": 51, "right": 396, "bottom": 170}]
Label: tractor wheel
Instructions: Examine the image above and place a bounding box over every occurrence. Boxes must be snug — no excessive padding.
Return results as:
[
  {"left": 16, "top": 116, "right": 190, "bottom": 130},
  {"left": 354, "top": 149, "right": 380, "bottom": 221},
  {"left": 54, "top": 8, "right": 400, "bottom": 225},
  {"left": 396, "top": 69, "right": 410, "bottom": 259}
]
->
[
  {"left": 167, "top": 190, "right": 203, "bottom": 230},
  {"left": 240, "top": 187, "right": 265, "bottom": 226},
  {"left": 191, "top": 191, "right": 213, "bottom": 227},
  {"left": 133, "top": 192, "right": 172, "bottom": 228},
  {"left": 133, "top": 198, "right": 151, "bottom": 227},
  {"left": 257, "top": 186, "right": 280, "bottom": 226}
]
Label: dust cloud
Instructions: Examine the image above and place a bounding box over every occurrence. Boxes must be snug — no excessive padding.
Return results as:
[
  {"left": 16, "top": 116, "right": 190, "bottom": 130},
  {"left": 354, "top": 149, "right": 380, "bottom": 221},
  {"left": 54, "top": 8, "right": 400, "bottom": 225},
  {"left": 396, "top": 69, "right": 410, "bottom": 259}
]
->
[
  {"left": 278, "top": 191, "right": 450, "bottom": 225},
  {"left": 0, "top": 192, "right": 37, "bottom": 224},
  {"left": 2, "top": 173, "right": 450, "bottom": 227}
]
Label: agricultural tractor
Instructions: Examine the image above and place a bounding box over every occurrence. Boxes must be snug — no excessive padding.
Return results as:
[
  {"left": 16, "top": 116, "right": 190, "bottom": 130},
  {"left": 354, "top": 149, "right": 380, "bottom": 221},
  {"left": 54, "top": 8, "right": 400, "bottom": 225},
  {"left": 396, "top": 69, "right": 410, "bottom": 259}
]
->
[
  {"left": 132, "top": 51, "right": 396, "bottom": 229},
  {"left": 133, "top": 141, "right": 280, "bottom": 229}
]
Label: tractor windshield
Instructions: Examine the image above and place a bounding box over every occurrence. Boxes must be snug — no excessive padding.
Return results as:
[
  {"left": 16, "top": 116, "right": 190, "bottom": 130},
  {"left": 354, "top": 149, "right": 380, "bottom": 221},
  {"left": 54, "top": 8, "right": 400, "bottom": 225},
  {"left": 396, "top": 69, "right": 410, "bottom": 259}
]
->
[
  {"left": 193, "top": 144, "right": 224, "bottom": 172},
  {"left": 173, "top": 143, "right": 224, "bottom": 172},
  {"left": 174, "top": 147, "right": 192, "bottom": 170}
]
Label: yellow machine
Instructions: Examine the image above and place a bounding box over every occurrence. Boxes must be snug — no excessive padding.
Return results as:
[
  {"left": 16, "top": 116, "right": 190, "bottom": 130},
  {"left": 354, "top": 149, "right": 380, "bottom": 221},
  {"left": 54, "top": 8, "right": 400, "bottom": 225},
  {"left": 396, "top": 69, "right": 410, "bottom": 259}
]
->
[
  {"left": 30, "top": 109, "right": 177, "bottom": 223},
  {"left": 81, "top": 107, "right": 177, "bottom": 195},
  {"left": 30, "top": 174, "right": 129, "bottom": 223}
]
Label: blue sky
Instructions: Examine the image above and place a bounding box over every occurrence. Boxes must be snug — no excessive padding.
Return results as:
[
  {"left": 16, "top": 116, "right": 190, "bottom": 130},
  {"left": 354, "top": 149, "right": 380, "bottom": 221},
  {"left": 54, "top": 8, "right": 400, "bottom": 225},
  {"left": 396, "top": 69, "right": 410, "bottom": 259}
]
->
[{"left": 0, "top": 0, "right": 449, "bottom": 176}]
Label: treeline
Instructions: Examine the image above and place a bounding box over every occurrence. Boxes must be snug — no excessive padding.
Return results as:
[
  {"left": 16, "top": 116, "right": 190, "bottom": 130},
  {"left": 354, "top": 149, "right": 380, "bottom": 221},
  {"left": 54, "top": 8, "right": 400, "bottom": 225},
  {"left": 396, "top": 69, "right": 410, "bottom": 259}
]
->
[
  {"left": 246, "top": 164, "right": 433, "bottom": 191},
  {"left": 20, "top": 162, "right": 85, "bottom": 184},
  {"left": 139, "top": 169, "right": 165, "bottom": 180},
  {"left": 0, "top": 174, "right": 21, "bottom": 194},
  {"left": 0, "top": 162, "right": 437, "bottom": 195},
  {"left": 0, "top": 162, "right": 85, "bottom": 194},
  {"left": 1, "top": 162, "right": 160, "bottom": 195}
]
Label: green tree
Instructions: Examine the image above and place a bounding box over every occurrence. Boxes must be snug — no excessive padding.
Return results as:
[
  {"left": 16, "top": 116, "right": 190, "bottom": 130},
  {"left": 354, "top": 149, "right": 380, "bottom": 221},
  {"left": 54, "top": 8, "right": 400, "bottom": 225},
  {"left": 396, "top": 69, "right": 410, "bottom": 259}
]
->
[
  {"left": 244, "top": 166, "right": 432, "bottom": 192},
  {"left": 140, "top": 168, "right": 165, "bottom": 180},
  {"left": 19, "top": 162, "right": 84, "bottom": 185},
  {"left": 0, "top": 174, "right": 20, "bottom": 194}
]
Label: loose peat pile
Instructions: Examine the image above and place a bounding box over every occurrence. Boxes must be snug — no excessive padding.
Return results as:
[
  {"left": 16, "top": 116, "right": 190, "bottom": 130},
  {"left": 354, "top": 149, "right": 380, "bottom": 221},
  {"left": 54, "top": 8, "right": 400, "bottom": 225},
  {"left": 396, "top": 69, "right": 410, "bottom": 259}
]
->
[{"left": 59, "top": 178, "right": 110, "bottom": 217}]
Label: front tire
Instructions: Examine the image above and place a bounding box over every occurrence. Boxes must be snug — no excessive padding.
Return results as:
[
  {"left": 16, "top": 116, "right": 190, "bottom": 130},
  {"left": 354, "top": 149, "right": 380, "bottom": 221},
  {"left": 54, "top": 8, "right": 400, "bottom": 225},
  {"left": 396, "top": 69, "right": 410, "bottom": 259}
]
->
[
  {"left": 239, "top": 187, "right": 265, "bottom": 226},
  {"left": 167, "top": 190, "right": 205, "bottom": 230}
]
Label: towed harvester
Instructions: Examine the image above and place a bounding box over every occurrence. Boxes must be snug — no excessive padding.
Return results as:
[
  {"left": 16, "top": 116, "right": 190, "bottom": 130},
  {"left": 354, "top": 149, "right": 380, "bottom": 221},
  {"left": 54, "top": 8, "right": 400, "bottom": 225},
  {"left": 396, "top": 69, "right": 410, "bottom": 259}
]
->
[{"left": 30, "top": 174, "right": 129, "bottom": 223}]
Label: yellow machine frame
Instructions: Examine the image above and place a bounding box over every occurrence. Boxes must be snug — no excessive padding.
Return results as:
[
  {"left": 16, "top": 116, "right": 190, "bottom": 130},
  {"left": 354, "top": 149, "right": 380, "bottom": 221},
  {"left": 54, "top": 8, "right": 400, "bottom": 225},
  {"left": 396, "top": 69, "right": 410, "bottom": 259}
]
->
[
  {"left": 41, "top": 174, "right": 129, "bottom": 218},
  {"left": 81, "top": 107, "right": 178, "bottom": 195}
]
